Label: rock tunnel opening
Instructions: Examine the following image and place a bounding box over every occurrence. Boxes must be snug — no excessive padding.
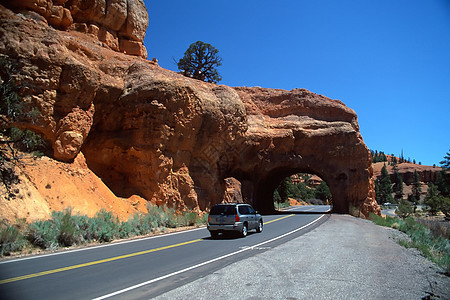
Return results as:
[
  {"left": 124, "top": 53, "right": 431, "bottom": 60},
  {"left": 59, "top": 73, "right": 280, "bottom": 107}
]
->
[
  {"left": 272, "top": 173, "right": 332, "bottom": 210},
  {"left": 247, "top": 167, "right": 338, "bottom": 214}
]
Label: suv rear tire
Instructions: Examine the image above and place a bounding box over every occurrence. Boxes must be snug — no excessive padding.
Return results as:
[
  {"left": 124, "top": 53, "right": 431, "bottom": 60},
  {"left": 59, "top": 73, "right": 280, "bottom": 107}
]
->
[
  {"left": 241, "top": 223, "right": 248, "bottom": 238},
  {"left": 256, "top": 221, "right": 263, "bottom": 233}
]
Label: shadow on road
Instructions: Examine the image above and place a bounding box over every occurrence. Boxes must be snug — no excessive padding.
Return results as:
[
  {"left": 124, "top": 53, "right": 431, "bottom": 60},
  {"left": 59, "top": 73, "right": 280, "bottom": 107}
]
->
[
  {"left": 203, "top": 232, "right": 259, "bottom": 240},
  {"left": 261, "top": 208, "right": 332, "bottom": 216}
]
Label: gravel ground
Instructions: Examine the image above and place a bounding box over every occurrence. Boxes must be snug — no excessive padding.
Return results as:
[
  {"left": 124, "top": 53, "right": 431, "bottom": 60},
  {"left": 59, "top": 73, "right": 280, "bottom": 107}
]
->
[{"left": 155, "top": 215, "right": 449, "bottom": 300}]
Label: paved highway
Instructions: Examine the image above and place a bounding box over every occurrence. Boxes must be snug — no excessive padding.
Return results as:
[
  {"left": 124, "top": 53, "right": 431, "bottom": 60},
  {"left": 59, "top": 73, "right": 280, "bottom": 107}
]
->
[{"left": 0, "top": 205, "right": 330, "bottom": 300}]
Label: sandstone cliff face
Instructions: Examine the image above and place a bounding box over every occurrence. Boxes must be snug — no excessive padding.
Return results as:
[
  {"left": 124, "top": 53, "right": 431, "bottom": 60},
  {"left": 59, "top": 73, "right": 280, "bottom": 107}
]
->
[
  {"left": 232, "top": 87, "right": 378, "bottom": 216},
  {"left": 2, "top": 0, "right": 148, "bottom": 58},
  {"left": 372, "top": 162, "right": 446, "bottom": 201},
  {"left": 0, "top": 3, "right": 380, "bottom": 219},
  {"left": 373, "top": 162, "right": 443, "bottom": 185}
]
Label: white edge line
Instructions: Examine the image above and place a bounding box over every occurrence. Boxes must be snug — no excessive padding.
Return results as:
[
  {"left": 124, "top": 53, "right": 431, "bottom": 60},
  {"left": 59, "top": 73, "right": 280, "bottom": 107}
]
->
[
  {"left": 1, "top": 207, "right": 330, "bottom": 264},
  {"left": 92, "top": 214, "right": 327, "bottom": 300},
  {"left": 0, "top": 227, "right": 205, "bottom": 265}
]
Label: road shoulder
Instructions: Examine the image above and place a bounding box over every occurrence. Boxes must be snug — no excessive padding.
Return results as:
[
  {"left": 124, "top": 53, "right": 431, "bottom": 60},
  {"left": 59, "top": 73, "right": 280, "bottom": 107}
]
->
[{"left": 155, "top": 214, "right": 449, "bottom": 300}]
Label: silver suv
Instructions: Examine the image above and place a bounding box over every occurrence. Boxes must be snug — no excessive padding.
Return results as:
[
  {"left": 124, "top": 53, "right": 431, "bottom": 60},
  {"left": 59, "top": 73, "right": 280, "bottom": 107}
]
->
[{"left": 207, "top": 203, "right": 263, "bottom": 238}]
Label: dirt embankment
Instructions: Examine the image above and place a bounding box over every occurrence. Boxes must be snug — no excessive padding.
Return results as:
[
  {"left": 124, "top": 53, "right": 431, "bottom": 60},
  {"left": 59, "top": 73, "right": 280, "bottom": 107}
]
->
[{"left": 0, "top": 150, "right": 147, "bottom": 223}]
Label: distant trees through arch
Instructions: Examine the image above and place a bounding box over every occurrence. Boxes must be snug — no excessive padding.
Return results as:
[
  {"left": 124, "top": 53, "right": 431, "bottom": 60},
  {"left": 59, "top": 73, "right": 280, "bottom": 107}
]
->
[{"left": 273, "top": 173, "right": 332, "bottom": 209}]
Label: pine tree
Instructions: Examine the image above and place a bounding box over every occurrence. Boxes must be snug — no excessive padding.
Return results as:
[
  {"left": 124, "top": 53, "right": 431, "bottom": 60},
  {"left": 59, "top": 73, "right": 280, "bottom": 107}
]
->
[
  {"left": 393, "top": 170, "right": 404, "bottom": 203},
  {"left": 424, "top": 183, "right": 440, "bottom": 215},
  {"left": 436, "top": 170, "right": 449, "bottom": 197},
  {"left": 410, "top": 170, "right": 422, "bottom": 203},
  {"left": 440, "top": 149, "right": 450, "bottom": 169},
  {"left": 276, "top": 178, "right": 292, "bottom": 203},
  {"left": 315, "top": 181, "right": 332, "bottom": 202},
  {"left": 396, "top": 198, "right": 413, "bottom": 218},
  {"left": 377, "top": 164, "right": 394, "bottom": 204},
  {"left": 375, "top": 179, "right": 380, "bottom": 200},
  {"left": 391, "top": 156, "right": 398, "bottom": 166},
  {"left": 440, "top": 196, "right": 450, "bottom": 219},
  {"left": 177, "top": 41, "right": 222, "bottom": 83}
]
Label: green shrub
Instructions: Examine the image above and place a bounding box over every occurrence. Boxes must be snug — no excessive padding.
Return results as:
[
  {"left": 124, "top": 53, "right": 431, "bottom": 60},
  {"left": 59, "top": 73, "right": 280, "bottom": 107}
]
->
[
  {"left": 182, "top": 211, "right": 199, "bottom": 226},
  {"left": 0, "top": 55, "right": 22, "bottom": 121},
  {"left": 146, "top": 204, "right": 179, "bottom": 229},
  {"left": 370, "top": 214, "right": 450, "bottom": 274},
  {"left": 369, "top": 213, "right": 397, "bottom": 227},
  {"left": 56, "top": 209, "right": 80, "bottom": 247},
  {"left": 0, "top": 221, "right": 26, "bottom": 255},
  {"left": 3, "top": 206, "right": 206, "bottom": 256},
  {"left": 9, "top": 127, "right": 45, "bottom": 153},
  {"left": 198, "top": 213, "right": 208, "bottom": 225},
  {"left": 395, "top": 199, "right": 414, "bottom": 218},
  {"left": 439, "top": 196, "right": 450, "bottom": 219},
  {"left": 26, "top": 219, "right": 58, "bottom": 250},
  {"left": 87, "top": 210, "right": 120, "bottom": 243},
  {"left": 124, "top": 213, "right": 154, "bottom": 237},
  {"left": 71, "top": 214, "right": 91, "bottom": 242}
]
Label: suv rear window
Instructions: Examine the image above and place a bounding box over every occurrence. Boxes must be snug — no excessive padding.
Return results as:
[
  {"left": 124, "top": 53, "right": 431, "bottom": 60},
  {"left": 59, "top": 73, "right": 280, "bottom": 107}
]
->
[
  {"left": 238, "top": 206, "right": 250, "bottom": 214},
  {"left": 210, "top": 205, "right": 237, "bottom": 215}
]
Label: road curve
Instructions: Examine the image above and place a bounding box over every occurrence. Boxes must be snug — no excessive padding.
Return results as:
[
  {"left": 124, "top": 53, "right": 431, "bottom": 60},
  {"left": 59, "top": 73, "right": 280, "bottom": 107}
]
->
[
  {"left": 0, "top": 205, "right": 330, "bottom": 299},
  {"left": 154, "top": 214, "right": 450, "bottom": 300}
]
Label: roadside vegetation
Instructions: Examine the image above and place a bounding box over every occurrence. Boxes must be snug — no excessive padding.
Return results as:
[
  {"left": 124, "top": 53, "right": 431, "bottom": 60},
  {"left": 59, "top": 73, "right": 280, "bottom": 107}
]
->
[
  {"left": 0, "top": 206, "right": 207, "bottom": 257},
  {"left": 370, "top": 213, "right": 449, "bottom": 275},
  {"left": 1, "top": 55, "right": 47, "bottom": 200},
  {"left": 374, "top": 149, "right": 450, "bottom": 215},
  {"left": 371, "top": 150, "right": 450, "bottom": 275}
]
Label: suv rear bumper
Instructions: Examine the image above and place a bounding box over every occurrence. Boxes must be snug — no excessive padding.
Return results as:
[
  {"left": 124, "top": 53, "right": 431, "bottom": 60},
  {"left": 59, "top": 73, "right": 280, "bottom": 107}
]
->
[{"left": 207, "top": 222, "right": 243, "bottom": 232}]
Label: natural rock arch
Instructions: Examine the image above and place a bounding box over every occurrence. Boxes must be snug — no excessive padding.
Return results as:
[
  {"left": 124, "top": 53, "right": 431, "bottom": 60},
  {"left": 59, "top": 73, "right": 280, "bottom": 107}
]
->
[
  {"left": 207, "top": 87, "right": 379, "bottom": 217},
  {"left": 0, "top": 3, "right": 380, "bottom": 219},
  {"left": 221, "top": 126, "right": 376, "bottom": 216}
]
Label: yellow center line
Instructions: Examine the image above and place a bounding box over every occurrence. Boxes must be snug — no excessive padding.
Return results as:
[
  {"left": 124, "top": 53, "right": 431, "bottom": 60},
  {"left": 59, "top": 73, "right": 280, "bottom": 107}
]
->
[
  {"left": 2, "top": 214, "right": 297, "bottom": 285},
  {"left": 265, "top": 214, "right": 294, "bottom": 224},
  {"left": 0, "top": 239, "right": 202, "bottom": 285}
]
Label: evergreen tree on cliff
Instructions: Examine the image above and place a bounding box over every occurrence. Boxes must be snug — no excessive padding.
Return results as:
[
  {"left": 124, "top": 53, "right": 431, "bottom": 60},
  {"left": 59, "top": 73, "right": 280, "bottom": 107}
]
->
[
  {"left": 393, "top": 170, "right": 404, "bottom": 203},
  {"left": 440, "top": 149, "right": 450, "bottom": 169},
  {"left": 424, "top": 183, "right": 440, "bottom": 215},
  {"left": 177, "top": 41, "right": 222, "bottom": 83},
  {"left": 376, "top": 164, "right": 394, "bottom": 204},
  {"left": 436, "top": 170, "right": 449, "bottom": 197},
  {"left": 410, "top": 170, "right": 422, "bottom": 202}
]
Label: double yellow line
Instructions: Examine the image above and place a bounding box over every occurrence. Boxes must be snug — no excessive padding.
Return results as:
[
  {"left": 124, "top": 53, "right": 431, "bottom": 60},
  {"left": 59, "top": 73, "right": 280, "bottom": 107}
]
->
[
  {"left": 0, "top": 239, "right": 201, "bottom": 285},
  {"left": 0, "top": 214, "right": 295, "bottom": 285},
  {"left": 265, "top": 214, "right": 294, "bottom": 224}
]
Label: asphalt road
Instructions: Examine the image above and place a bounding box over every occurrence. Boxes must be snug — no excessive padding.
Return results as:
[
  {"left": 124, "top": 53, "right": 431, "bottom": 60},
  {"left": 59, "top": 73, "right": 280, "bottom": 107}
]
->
[
  {"left": 155, "top": 214, "right": 450, "bottom": 300},
  {"left": 0, "top": 205, "right": 330, "bottom": 300}
]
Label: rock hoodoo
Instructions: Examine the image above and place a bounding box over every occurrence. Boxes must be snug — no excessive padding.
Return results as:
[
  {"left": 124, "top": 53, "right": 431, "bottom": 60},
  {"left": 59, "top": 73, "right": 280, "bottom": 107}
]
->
[{"left": 0, "top": 2, "right": 380, "bottom": 219}]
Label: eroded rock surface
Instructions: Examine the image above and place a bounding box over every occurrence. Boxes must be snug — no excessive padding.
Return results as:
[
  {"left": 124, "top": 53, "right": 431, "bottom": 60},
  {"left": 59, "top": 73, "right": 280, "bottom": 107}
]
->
[
  {"left": 0, "top": 3, "right": 379, "bottom": 219},
  {"left": 1, "top": 0, "right": 148, "bottom": 58}
]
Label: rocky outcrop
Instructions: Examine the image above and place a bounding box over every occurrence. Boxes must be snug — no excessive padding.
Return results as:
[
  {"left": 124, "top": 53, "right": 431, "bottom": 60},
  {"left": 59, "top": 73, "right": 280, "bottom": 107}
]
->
[
  {"left": 223, "top": 178, "right": 244, "bottom": 203},
  {"left": 373, "top": 162, "right": 444, "bottom": 185},
  {"left": 0, "top": 3, "right": 380, "bottom": 219},
  {"left": 1, "top": 0, "right": 148, "bottom": 58},
  {"left": 232, "top": 87, "right": 379, "bottom": 217}
]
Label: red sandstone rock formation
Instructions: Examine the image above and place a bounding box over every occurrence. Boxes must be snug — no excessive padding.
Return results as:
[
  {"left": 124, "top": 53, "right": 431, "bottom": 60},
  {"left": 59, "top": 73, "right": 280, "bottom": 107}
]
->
[
  {"left": 0, "top": 3, "right": 380, "bottom": 219},
  {"left": 372, "top": 162, "right": 443, "bottom": 185},
  {"left": 223, "top": 178, "right": 244, "bottom": 203},
  {"left": 1, "top": 0, "right": 148, "bottom": 58}
]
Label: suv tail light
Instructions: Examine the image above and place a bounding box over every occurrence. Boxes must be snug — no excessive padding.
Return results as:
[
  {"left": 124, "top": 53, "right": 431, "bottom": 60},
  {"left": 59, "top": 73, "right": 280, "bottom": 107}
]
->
[{"left": 235, "top": 214, "right": 240, "bottom": 222}]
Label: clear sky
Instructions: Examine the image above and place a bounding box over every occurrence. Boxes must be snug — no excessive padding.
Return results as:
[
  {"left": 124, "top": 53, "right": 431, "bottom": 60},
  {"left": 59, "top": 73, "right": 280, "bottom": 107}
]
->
[{"left": 143, "top": 0, "right": 450, "bottom": 166}]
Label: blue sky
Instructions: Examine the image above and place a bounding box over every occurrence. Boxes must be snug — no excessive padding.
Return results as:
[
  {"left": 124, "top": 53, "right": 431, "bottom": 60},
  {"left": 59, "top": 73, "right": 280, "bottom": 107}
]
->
[{"left": 143, "top": 0, "right": 450, "bottom": 166}]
